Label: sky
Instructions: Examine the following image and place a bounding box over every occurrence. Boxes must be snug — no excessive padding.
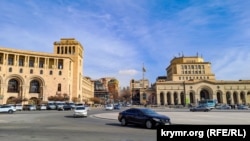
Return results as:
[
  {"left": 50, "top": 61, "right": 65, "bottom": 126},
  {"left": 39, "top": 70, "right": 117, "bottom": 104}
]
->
[{"left": 1, "top": 0, "right": 250, "bottom": 88}]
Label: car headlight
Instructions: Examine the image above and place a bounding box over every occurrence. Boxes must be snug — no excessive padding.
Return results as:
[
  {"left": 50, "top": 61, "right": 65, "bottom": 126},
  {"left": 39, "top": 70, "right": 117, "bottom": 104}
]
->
[{"left": 152, "top": 118, "right": 161, "bottom": 122}]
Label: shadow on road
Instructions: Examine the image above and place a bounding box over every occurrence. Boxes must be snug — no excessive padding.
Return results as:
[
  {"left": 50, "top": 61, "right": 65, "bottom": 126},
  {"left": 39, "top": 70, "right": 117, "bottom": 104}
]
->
[{"left": 105, "top": 123, "right": 158, "bottom": 130}]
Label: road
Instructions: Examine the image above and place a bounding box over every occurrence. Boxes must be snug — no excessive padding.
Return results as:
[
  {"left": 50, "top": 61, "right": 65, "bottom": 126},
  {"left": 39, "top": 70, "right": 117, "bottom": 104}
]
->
[{"left": 0, "top": 109, "right": 155, "bottom": 141}]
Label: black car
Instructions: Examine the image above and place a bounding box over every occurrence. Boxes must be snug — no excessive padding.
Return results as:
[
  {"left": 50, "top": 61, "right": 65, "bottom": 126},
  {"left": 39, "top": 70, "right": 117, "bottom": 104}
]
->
[{"left": 118, "top": 108, "right": 171, "bottom": 129}]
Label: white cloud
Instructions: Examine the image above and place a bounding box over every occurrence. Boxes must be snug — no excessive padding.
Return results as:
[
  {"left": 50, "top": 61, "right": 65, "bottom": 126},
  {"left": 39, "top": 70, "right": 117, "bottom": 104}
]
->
[{"left": 118, "top": 69, "right": 138, "bottom": 75}]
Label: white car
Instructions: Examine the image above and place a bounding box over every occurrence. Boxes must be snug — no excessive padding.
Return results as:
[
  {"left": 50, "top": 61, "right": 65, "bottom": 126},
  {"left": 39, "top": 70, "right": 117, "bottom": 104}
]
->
[
  {"left": 0, "top": 105, "right": 16, "bottom": 114},
  {"left": 105, "top": 104, "right": 114, "bottom": 110},
  {"left": 15, "top": 104, "right": 23, "bottom": 111},
  {"left": 73, "top": 106, "right": 87, "bottom": 118},
  {"left": 37, "top": 104, "right": 47, "bottom": 110}
]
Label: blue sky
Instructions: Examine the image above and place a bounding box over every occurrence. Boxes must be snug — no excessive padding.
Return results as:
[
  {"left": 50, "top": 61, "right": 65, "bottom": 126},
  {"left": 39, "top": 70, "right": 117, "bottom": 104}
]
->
[{"left": 1, "top": 0, "right": 250, "bottom": 87}]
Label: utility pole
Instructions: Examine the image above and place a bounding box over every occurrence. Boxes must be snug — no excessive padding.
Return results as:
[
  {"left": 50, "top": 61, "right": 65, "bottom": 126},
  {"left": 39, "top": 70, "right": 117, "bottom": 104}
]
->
[
  {"left": 183, "top": 81, "right": 186, "bottom": 107},
  {"left": 142, "top": 63, "right": 146, "bottom": 105}
]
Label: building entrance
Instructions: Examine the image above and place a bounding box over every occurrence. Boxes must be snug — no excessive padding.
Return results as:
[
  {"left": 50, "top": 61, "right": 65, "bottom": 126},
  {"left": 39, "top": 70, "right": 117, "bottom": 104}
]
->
[{"left": 200, "top": 89, "right": 211, "bottom": 100}]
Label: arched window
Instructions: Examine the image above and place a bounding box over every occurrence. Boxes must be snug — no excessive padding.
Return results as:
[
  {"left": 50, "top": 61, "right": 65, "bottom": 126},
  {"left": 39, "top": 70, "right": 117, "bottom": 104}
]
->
[
  {"left": 29, "top": 80, "right": 40, "bottom": 93},
  {"left": 19, "top": 68, "right": 23, "bottom": 73},
  {"left": 58, "top": 83, "right": 61, "bottom": 91},
  {"left": 8, "top": 79, "right": 19, "bottom": 92},
  {"left": 9, "top": 67, "right": 12, "bottom": 72},
  {"left": 30, "top": 69, "right": 33, "bottom": 74}
]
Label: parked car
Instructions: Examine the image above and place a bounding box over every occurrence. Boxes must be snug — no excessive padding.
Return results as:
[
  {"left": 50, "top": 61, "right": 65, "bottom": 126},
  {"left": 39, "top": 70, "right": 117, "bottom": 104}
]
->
[
  {"left": 23, "top": 104, "right": 36, "bottom": 111},
  {"left": 118, "top": 108, "right": 171, "bottom": 129},
  {"left": 190, "top": 105, "right": 211, "bottom": 112},
  {"left": 237, "top": 105, "right": 249, "bottom": 110},
  {"left": 66, "top": 102, "right": 76, "bottom": 109},
  {"left": 58, "top": 104, "right": 72, "bottom": 111},
  {"left": 55, "top": 102, "right": 65, "bottom": 110},
  {"left": 105, "top": 104, "right": 114, "bottom": 110},
  {"left": 15, "top": 104, "right": 23, "bottom": 111},
  {"left": 47, "top": 102, "right": 56, "bottom": 110},
  {"left": 215, "top": 104, "right": 231, "bottom": 110},
  {"left": 0, "top": 105, "right": 16, "bottom": 114},
  {"left": 37, "top": 104, "right": 47, "bottom": 110},
  {"left": 114, "top": 104, "right": 121, "bottom": 110},
  {"left": 75, "top": 103, "right": 84, "bottom": 106},
  {"left": 73, "top": 106, "right": 88, "bottom": 118}
]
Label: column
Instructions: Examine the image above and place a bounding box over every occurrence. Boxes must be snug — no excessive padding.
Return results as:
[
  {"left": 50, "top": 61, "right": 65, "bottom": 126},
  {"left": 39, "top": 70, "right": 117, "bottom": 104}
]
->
[
  {"left": 25, "top": 55, "right": 29, "bottom": 67},
  {"left": 163, "top": 92, "right": 167, "bottom": 105},
  {"left": 156, "top": 93, "right": 160, "bottom": 105},
  {"left": 222, "top": 92, "right": 227, "bottom": 104},
  {"left": 35, "top": 57, "right": 38, "bottom": 68},
  {"left": 170, "top": 93, "right": 174, "bottom": 105},
  {"left": 15, "top": 54, "right": 19, "bottom": 66},
  {"left": 4, "top": 53, "right": 8, "bottom": 65},
  {"left": 45, "top": 58, "right": 48, "bottom": 69}
]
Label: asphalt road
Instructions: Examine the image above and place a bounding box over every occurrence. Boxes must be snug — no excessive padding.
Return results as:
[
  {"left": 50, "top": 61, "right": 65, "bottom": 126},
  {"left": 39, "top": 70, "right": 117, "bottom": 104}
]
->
[{"left": 0, "top": 110, "right": 156, "bottom": 141}]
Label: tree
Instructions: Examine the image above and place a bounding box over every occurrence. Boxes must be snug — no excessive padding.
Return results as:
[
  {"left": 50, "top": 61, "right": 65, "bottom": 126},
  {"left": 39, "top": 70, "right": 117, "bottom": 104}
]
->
[
  {"left": 90, "top": 97, "right": 101, "bottom": 104},
  {"left": 120, "top": 88, "right": 131, "bottom": 103},
  {"left": 72, "top": 97, "right": 80, "bottom": 103}
]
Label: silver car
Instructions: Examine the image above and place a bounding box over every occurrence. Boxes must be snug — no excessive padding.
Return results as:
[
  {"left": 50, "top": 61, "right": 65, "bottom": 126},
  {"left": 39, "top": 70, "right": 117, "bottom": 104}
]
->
[{"left": 73, "top": 106, "right": 88, "bottom": 118}]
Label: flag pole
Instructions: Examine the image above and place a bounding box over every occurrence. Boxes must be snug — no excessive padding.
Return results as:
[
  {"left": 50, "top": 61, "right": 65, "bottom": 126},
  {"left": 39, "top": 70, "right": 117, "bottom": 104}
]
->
[{"left": 142, "top": 63, "right": 145, "bottom": 89}]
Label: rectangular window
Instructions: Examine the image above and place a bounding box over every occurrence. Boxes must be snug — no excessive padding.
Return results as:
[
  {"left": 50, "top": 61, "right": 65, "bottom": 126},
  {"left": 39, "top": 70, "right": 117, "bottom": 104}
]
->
[
  {"left": 19, "top": 59, "right": 24, "bottom": 66},
  {"left": 29, "top": 60, "right": 34, "bottom": 67},
  {"left": 8, "top": 58, "right": 14, "bottom": 65},
  {"left": 39, "top": 61, "right": 44, "bottom": 68}
]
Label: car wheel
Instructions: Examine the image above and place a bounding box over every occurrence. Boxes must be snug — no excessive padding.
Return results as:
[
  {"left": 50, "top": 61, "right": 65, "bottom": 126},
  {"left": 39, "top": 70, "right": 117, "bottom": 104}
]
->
[
  {"left": 121, "top": 118, "right": 127, "bottom": 126},
  {"left": 145, "top": 120, "right": 153, "bottom": 129},
  {"left": 8, "top": 110, "right": 13, "bottom": 114}
]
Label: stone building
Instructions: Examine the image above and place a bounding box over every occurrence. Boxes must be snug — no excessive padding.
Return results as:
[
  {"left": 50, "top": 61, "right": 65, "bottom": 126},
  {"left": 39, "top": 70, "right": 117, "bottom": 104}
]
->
[
  {"left": 82, "top": 76, "right": 94, "bottom": 104},
  {"left": 130, "top": 55, "right": 250, "bottom": 106},
  {"left": 130, "top": 79, "right": 152, "bottom": 105},
  {"left": 93, "top": 77, "right": 120, "bottom": 104},
  {"left": 107, "top": 78, "right": 119, "bottom": 102},
  {"left": 0, "top": 38, "right": 94, "bottom": 104}
]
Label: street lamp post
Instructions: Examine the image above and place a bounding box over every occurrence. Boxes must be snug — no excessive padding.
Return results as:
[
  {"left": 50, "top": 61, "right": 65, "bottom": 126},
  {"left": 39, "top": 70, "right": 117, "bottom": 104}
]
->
[{"left": 183, "top": 81, "right": 186, "bottom": 107}]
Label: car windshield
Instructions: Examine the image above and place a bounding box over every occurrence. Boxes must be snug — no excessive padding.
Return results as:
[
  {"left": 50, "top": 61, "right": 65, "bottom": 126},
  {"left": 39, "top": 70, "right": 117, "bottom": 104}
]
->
[
  {"left": 140, "top": 108, "right": 157, "bottom": 115},
  {"left": 76, "top": 107, "right": 85, "bottom": 110}
]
